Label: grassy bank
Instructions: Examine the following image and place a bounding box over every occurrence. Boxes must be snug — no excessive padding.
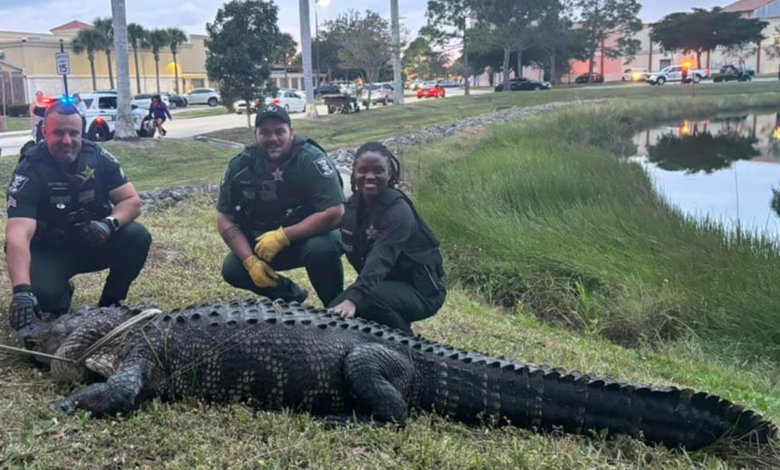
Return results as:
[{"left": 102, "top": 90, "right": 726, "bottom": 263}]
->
[
  {"left": 1, "top": 117, "right": 30, "bottom": 133},
  {"left": 1, "top": 201, "right": 779, "bottom": 469},
  {"left": 206, "top": 81, "right": 780, "bottom": 150},
  {"left": 414, "top": 92, "right": 780, "bottom": 360}
]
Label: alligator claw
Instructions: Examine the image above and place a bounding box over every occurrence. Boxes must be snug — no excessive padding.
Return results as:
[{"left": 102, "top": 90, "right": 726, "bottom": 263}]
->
[{"left": 51, "top": 399, "right": 76, "bottom": 414}]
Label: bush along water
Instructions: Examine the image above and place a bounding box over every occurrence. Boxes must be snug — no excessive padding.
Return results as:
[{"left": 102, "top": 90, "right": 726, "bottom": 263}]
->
[{"left": 416, "top": 93, "right": 780, "bottom": 360}]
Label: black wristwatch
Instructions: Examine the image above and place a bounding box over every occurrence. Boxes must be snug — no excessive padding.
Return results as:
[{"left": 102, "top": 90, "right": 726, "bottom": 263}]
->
[{"left": 105, "top": 216, "right": 121, "bottom": 232}]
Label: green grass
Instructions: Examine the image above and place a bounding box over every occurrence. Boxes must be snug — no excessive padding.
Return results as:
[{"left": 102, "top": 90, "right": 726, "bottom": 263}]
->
[
  {"left": 1, "top": 201, "right": 779, "bottom": 469},
  {"left": 174, "top": 106, "right": 230, "bottom": 119},
  {"left": 1, "top": 117, "right": 31, "bottom": 133},
  {"left": 413, "top": 92, "right": 780, "bottom": 361},
  {"left": 206, "top": 81, "right": 780, "bottom": 150}
]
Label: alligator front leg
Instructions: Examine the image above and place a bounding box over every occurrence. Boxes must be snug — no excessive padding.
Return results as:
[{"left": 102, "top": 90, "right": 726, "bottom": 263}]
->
[
  {"left": 52, "top": 364, "right": 145, "bottom": 416},
  {"left": 343, "top": 344, "right": 414, "bottom": 426}
]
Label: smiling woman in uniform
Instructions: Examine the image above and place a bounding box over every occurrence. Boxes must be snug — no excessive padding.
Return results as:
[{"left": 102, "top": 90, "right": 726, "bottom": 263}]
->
[{"left": 329, "top": 142, "right": 446, "bottom": 332}]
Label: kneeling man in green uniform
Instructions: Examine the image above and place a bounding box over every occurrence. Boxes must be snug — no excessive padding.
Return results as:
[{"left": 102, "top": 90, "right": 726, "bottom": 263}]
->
[
  {"left": 217, "top": 105, "right": 344, "bottom": 305},
  {"left": 5, "top": 101, "right": 151, "bottom": 336}
]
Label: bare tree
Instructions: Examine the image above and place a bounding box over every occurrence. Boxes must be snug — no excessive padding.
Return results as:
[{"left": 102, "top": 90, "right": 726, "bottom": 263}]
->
[{"left": 326, "top": 10, "right": 392, "bottom": 110}]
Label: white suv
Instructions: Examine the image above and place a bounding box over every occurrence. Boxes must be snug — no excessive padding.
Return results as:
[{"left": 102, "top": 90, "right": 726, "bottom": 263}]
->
[
  {"left": 75, "top": 92, "right": 155, "bottom": 141},
  {"left": 185, "top": 88, "right": 221, "bottom": 107}
]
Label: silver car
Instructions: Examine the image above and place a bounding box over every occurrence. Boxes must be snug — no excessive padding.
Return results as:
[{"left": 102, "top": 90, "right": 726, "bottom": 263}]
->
[{"left": 185, "top": 87, "right": 221, "bottom": 107}]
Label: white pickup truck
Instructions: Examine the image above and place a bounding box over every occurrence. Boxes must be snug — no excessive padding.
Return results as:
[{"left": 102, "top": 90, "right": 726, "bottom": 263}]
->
[{"left": 646, "top": 65, "right": 710, "bottom": 85}]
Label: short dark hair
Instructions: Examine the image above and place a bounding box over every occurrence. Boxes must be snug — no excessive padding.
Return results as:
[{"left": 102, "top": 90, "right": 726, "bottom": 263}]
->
[{"left": 44, "top": 101, "right": 81, "bottom": 119}]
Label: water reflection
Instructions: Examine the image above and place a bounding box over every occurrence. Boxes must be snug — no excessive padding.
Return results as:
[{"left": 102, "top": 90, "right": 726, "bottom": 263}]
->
[{"left": 633, "top": 112, "right": 780, "bottom": 237}]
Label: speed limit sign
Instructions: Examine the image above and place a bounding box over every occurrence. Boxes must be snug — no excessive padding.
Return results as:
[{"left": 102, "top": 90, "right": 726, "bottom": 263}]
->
[{"left": 55, "top": 52, "right": 70, "bottom": 76}]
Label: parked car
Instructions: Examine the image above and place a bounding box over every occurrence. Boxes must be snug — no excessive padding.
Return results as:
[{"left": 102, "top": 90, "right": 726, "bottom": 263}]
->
[
  {"left": 360, "top": 83, "right": 395, "bottom": 106},
  {"left": 131, "top": 93, "right": 170, "bottom": 110},
  {"left": 437, "top": 79, "right": 461, "bottom": 88},
  {"left": 408, "top": 80, "right": 425, "bottom": 90},
  {"left": 575, "top": 72, "right": 604, "bottom": 84},
  {"left": 494, "top": 77, "right": 551, "bottom": 92},
  {"left": 184, "top": 87, "right": 221, "bottom": 106},
  {"left": 728, "top": 63, "right": 756, "bottom": 76},
  {"left": 713, "top": 64, "right": 753, "bottom": 83},
  {"left": 233, "top": 89, "right": 307, "bottom": 114},
  {"left": 623, "top": 68, "right": 648, "bottom": 82},
  {"left": 65, "top": 92, "right": 155, "bottom": 141},
  {"left": 646, "top": 65, "right": 710, "bottom": 85},
  {"left": 162, "top": 92, "right": 188, "bottom": 108},
  {"left": 417, "top": 84, "right": 446, "bottom": 99}
]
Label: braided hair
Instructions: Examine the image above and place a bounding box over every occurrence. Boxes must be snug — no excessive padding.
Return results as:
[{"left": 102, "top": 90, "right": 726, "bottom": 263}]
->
[{"left": 351, "top": 141, "right": 402, "bottom": 194}]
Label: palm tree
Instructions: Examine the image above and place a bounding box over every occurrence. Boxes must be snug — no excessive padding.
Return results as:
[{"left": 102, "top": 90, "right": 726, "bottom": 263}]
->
[
  {"left": 93, "top": 17, "right": 115, "bottom": 89},
  {"left": 142, "top": 29, "right": 169, "bottom": 93},
  {"left": 127, "top": 23, "right": 147, "bottom": 94},
  {"left": 274, "top": 33, "right": 298, "bottom": 88},
  {"left": 166, "top": 28, "right": 188, "bottom": 94},
  {"left": 72, "top": 28, "right": 104, "bottom": 91}
]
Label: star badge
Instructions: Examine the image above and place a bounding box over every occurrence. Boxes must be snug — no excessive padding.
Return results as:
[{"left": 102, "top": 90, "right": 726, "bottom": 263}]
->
[
  {"left": 271, "top": 167, "right": 284, "bottom": 182},
  {"left": 365, "top": 224, "right": 378, "bottom": 240},
  {"left": 78, "top": 166, "right": 96, "bottom": 185}
]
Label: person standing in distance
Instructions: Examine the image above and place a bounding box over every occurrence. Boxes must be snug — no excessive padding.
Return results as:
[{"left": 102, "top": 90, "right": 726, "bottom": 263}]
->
[
  {"left": 5, "top": 101, "right": 152, "bottom": 339},
  {"left": 329, "top": 142, "right": 446, "bottom": 333},
  {"left": 217, "top": 105, "right": 344, "bottom": 305}
]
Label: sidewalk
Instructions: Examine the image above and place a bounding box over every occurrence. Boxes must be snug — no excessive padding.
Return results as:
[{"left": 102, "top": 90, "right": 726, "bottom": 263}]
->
[{"left": 0, "top": 130, "right": 30, "bottom": 139}]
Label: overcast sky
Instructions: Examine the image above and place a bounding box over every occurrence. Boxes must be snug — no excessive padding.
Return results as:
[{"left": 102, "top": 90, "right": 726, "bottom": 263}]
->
[{"left": 0, "top": 0, "right": 731, "bottom": 43}]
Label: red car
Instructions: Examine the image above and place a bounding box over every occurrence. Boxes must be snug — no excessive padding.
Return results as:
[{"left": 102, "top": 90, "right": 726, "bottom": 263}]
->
[{"left": 417, "top": 84, "right": 445, "bottom": 99}]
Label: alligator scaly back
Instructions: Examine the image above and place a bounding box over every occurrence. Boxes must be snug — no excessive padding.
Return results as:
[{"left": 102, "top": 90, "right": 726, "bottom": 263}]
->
[{"left": 36, "top": 299, "right": 775, "bottom": 450}]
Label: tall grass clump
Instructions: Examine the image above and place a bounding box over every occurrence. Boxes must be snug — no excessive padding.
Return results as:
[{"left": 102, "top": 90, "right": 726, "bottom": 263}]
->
[{"left": 416, "top": 93, "right": 780, "bottom": 359}]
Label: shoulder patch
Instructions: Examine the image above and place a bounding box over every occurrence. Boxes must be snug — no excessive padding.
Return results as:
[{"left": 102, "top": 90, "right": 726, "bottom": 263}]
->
[
  {"left": 100, "top": 148, "right": 120, "bottom": 164},
  {"left": 8, "top": 174, "right": 29, "bottom": 194},
  {"left": 313, "top": 157, "right": 335, "bottom": 178}
]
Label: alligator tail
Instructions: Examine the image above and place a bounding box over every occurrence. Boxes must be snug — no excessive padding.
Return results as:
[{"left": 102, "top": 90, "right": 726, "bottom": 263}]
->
[{"left": 423, "top": 350, "right": 776, "bottom": 450}]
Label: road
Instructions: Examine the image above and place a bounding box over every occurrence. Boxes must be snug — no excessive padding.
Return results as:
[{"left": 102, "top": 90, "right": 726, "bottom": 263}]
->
[{"left": 0, "top": 88, "right": 490, "bottom": 156}]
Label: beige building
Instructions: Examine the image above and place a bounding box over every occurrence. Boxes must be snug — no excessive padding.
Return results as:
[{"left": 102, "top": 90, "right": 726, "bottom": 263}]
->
[{"left": 0, "top": 20, "right": 308, "bottom": 104}]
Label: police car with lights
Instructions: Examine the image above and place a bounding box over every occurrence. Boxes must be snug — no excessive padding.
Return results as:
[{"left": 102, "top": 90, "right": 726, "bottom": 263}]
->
[{"left": 66, "top": 92, "right": 156, "bottom": 141}]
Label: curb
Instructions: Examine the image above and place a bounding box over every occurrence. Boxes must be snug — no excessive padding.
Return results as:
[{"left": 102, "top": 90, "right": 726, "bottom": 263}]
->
[
  {"left": 192, "top": 135, "right": 244, "bottom": 149},
  {"left": 0, "top": 130, "right": 30, "bottom": 139}
]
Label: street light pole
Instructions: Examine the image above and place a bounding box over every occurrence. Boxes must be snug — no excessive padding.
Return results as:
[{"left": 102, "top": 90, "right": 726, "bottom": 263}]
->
[
  {"left": 390, "top": 0, "right": 403, "bottom": 106},
  {"left": 315, "top": 0, "right": 321, "bottom": 89},
  {"left": 299, "top": 0, "right": 318, "bottom": 117}
]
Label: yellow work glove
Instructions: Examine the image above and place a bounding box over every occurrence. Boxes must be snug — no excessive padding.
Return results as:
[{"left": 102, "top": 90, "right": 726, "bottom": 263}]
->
[
  {"left": 254, "top": 227, "right": 290, "bottom": 262},
  {"left": 242, "top": 256, "right": 279, "bottom": 288}
]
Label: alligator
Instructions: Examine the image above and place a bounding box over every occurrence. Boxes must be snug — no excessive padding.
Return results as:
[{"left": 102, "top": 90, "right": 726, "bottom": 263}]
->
[{"left": 24, "top": 298, "right": 775, "bottom": 450}]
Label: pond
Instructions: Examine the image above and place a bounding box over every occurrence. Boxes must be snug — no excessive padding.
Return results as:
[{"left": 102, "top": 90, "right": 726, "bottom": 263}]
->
[{"left": 631, "top": 111, "right": 780, "bottom": 237}]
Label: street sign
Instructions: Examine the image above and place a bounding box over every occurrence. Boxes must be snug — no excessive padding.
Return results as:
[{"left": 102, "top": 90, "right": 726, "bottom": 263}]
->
[{"left": 55, "top": 52, "right": 70, "bottom": 76}]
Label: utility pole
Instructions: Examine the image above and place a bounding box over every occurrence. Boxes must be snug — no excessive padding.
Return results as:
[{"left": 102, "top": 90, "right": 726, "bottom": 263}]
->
[
  {"left": 299, "top": 0, "right": 318, "bottom": 117},
  {"left": 111, "top": 0, "right": 135, "bottom": 139},
  {"left": 391, "top": 0, "right": 404, "bottom": 106},
  {"left": 315, "top": 0, "right": 321, "bottom": 89}
]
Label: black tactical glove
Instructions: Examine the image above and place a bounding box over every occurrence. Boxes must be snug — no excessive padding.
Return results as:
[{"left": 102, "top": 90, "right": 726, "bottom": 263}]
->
[
  {"left": 9, "top": 284, "right": 41, "bottom": 332},
  {"left": 78, "top": 219, "right": 114, "bottom": 246}
]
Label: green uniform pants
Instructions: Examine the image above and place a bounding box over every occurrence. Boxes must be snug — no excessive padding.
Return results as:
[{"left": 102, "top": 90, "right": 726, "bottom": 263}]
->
[
  {"left": 222, "top": 230, "right": 344, "bottom": 305},
  {"left": 30, "top": 222, "right": 152, "bottom": 314},
  {"left": 328, "top": 281, "right": 446, "bottom": 333}
]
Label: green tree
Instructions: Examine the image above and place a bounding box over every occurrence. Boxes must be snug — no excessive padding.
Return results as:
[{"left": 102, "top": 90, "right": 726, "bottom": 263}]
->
[
  {"left": 529, "top": 0, "right": 586, "bottom": 85},
  {"left": 574, "top": 0, "right": 642, "bottom": 83},
  {"left": 93, "top": 17, "right": 115, "bottom": 89},
  {"left": 206, "top": 0, "right": 281, "bottom": 127},
  {"left": 127, "top": 23, "right": 147, "bottom": 94},
  {"left": 473, "top": 0, "right": 546, "bottom": 92},
  {"left": 766, "top": 25, "right": 780, "bottom": 60},
  {"left": 142, "top": 29, "right": 169, "bottom": 93},
  {"left": 272, "top": 33, "right": 298, "bottom": 87},
  {"left": 325, "top": 10, "right": 392, "bottom": 110},
  {"left": 166, "top": 28, "right": 188, "bottom": 94},
  {"left": 72, "top": 28, "right": 105, "bottom": 91},
  {"left": 425, "top": 0, "right": 475, "bottom": 95},
  {"left": 652, "top": 8, "right": 766, "bottom": 68},
  {"left": 403, "top": 36, "right": 447, "bottom": 80}
]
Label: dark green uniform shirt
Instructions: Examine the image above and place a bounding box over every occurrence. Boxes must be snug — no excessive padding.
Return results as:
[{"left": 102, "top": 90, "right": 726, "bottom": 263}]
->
[
  {"left": 6, "top": 142, "right": 127, "bottom": 221},
  {"left": 217, "top": 135, "right": 344, "bottom": 235}
]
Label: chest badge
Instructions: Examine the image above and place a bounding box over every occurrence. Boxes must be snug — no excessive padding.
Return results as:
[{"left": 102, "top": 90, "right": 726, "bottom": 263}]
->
[
  {"left": 77, "top": 166, "right": 96, "bottom": 185},
  {"left": 365, "top": 224, "right": 378, "bottom": 240},
  {"left": 271, "top": 167, "right": 284, "bottom": 182}
]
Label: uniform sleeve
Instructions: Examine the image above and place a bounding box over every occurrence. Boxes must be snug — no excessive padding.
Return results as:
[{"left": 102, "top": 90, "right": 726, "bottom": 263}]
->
[
  {"left": 98, "top": 148, "right": 129, "bottom": 191},
  {"left": 302, "top": 148, "right": 345, "bottom": 212},
  {"left": 6, "top": 164, "right": 41, "bottom": 219},
  {"left": 216, "top": 161, "right": 236, "bottom": 214},
  {"left": 343, "top": 201, "right": 417, "bottom": 306}
]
